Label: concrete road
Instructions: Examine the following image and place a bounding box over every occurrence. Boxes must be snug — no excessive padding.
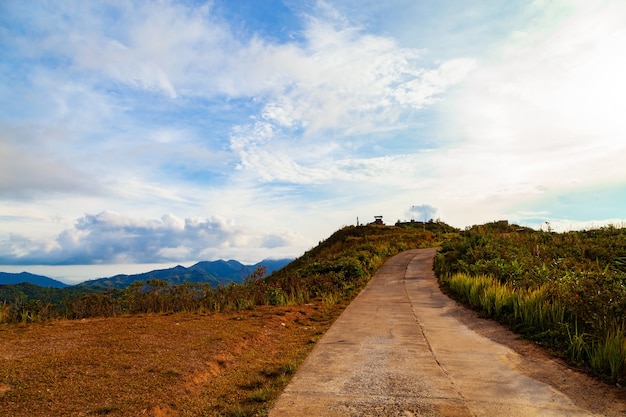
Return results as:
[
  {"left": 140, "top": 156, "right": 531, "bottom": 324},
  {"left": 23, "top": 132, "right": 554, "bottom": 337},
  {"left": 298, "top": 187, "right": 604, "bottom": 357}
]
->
[{"left": 269, "top": 248, "right": 598, "bottom": 416}]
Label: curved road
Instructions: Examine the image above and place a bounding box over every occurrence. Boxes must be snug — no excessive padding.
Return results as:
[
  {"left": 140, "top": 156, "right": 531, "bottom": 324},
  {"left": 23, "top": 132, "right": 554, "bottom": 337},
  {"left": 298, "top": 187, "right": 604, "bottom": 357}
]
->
[{"left": 269, "top": 248, "right": 605, "bottom": 416}]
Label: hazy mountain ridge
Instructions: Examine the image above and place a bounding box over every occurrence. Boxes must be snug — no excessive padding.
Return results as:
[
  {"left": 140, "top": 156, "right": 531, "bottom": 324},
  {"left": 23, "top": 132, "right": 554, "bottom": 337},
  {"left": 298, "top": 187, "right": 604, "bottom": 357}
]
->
[
  {"left": 0, "top": 272, "right": 68, "bottom": 288},
  {"left": 78, "top": 258, "right": 292, "bottom": 290},
  {"left": 0, "top": 259, "right": 292, "bottom": 290}
]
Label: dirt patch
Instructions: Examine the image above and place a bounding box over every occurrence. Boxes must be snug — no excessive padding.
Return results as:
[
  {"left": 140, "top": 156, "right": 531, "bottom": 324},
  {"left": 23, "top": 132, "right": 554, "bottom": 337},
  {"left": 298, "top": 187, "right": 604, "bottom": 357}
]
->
[
  {"left": 0, "top": 304, "right": 339, "bottom": 416},
  {"left": 450, "top": 303, "right": 626, "bottom": 416}
]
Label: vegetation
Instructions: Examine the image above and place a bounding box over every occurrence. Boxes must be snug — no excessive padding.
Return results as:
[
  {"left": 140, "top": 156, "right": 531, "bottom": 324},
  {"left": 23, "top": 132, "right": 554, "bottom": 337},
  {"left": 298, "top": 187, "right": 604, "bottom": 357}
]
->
[
  {"left": 264, "top": 222, "right": 452, "bottom": 308},
  {"left": 434, "top": 221, "right": 626, "bottom": 383}
]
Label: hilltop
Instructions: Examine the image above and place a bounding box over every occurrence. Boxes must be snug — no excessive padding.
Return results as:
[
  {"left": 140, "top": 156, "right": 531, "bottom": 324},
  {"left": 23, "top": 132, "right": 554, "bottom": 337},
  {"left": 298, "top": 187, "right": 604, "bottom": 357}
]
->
[{"left": 0, "top": 223, "right": 448, "bottom": 416}]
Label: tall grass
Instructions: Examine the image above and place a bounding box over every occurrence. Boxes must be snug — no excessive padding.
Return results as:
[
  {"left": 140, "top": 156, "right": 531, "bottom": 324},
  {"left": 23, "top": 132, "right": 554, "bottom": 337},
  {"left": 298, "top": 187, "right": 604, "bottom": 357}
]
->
[
  {"left": 441, "top": 273, "right": 564, "bottom": 331},
  {"left": 567, "top": 320, "right": 587, "bottom": 362},
  {"left": 589, "top": 325, "right": 626, "bottom": 382},
  {"left": 434, "top": 222, "right": 626, "bottom": 382},
  {"left": 440, "top": 272, "right": 626, "bottom": 382}
]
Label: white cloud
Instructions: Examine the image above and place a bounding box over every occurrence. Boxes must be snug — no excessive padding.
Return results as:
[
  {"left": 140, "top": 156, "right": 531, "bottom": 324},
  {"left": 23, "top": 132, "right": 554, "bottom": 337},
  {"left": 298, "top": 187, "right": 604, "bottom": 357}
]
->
[
  {"left": 0, "top": 211, "right": 307, "bottom": 265},
  {"left": 429, "top": 0, "right": 626, "bottom": 225},
  {"left": 0, "top": 141, "right": 98, "bottom": 199},
  {"left": 226, "top": 11, "right": 476, "bottom": 184},
  {"left": 409, "top": 204, "right": 438, "bottom": 222},
  {"left": 265, "top": 20, "right": 475, "bottom": 136},
  {"left": 4, "top": 1, "right": 476, "bottom": 194},
  {"left": 49, "top": 2, "right": 226, "bottom": 99}
]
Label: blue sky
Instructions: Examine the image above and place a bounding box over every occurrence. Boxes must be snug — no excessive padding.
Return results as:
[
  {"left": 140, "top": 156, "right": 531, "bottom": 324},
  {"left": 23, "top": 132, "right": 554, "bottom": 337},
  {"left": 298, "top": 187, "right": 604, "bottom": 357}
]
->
[{"left": 1, "top": 0, "right": 626, "bottom": 279}]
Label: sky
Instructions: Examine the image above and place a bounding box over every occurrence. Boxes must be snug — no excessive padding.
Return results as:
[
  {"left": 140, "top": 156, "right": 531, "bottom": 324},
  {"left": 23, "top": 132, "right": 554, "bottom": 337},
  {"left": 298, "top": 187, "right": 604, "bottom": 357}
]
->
[{"left": 1, "top": 0, "right": 626, "bottom": 283}]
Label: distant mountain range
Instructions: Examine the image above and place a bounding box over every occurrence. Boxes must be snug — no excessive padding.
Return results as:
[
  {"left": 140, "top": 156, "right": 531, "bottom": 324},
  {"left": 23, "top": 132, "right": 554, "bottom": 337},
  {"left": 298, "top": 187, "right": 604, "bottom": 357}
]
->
[
  {"left": 76, "top": 259, "right": 292, "bottom": 290},
  {"left": 0, "top": 272, "right": 69, "bottom": 288},
  {"left": 0, "top": 259, "right": 292, "bottom": 290}
]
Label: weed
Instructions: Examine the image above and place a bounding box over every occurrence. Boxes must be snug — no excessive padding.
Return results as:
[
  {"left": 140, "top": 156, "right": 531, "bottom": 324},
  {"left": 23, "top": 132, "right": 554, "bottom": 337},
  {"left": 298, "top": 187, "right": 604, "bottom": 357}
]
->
[
  {"left": 589, "top": 324, "right": 626, "bottom": 383},
  {"left": 89, "top": 406, "right": 120, "bottom": 415},
  {"left": 239, "top": 377, "right": 265, "bottom": 391},
  {"left": 247, "top": 387, "right": 273, "bottom": 403},
  {"left": 20, "top": 309, "right": 31, "bottom": 324},
  {"left": 567, "top": 320, "right": 588, "bottom": 362},
  {"left": 223, "top": 404, "right": 258, "bottom": 417},
  {"left": 321, "top": 292, "right": 340, "bottom": 306}
]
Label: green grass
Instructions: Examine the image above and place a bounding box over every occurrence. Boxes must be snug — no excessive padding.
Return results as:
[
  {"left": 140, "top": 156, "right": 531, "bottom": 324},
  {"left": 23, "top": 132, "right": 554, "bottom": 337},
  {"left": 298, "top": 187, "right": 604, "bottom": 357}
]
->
[{"left": 589, "top": 325, "right": 626, "bottom": 382}]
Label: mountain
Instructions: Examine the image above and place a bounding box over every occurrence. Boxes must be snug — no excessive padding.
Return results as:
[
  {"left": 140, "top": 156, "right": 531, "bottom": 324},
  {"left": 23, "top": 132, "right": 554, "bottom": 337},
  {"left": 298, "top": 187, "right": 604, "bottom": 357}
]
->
[
  {"left": 190, "top": 259, "right": 292, "bottom": 282},
  {"left": 77, "top": 258, "right": 292, "bottom": 290},
  {"left": 0, "top": 272, "right": 68, "bottom": 288}
]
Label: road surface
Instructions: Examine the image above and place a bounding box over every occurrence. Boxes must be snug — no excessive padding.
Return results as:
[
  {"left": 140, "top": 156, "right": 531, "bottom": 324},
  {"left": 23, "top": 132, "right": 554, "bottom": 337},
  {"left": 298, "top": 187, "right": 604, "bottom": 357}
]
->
[{"left": 270, "top": 248, "right": 619, "bottom": 416}]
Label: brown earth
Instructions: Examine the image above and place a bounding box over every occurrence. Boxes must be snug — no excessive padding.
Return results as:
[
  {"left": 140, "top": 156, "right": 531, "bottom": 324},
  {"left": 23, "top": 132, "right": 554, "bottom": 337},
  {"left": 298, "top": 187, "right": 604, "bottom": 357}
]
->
[{"left": 0, "top": 303, "right": 344, "bottom": 417}]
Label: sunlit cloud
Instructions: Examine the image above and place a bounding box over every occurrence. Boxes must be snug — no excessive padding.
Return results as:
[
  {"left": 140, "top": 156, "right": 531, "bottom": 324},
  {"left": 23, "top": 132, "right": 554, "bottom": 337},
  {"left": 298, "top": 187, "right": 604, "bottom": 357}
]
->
[
  {"left": 427, "top": 0, "right": 626, "bottom": 227},
  {"left": 0, "top": 0, "right": 625, "bottom": 272},
  {"left": 0, "top": 211, "right": 306, "bottom": 265}
]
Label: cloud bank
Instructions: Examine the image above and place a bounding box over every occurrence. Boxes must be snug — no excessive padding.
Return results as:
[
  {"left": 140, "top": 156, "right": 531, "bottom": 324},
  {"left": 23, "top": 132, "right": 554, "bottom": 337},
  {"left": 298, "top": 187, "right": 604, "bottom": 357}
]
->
[{"left": 0, "top": 212, "right": 304, "bottom": 265}]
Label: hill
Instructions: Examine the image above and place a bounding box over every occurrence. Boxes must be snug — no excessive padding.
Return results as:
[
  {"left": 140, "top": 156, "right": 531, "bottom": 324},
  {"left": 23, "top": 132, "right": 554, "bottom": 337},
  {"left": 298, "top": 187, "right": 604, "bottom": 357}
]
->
[
  {"left": 77, "top": 258, "right": 292, "bottom": 290},
  {"left": 3, "top": 222, "right": 626, "bottom": 415},
  {"left": 0, "top": 272, "right": 68, "bottom": 288}
]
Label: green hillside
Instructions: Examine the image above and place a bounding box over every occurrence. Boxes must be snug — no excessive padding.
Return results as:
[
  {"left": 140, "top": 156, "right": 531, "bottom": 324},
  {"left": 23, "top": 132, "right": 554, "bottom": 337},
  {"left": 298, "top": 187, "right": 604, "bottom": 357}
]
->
[{"left": 0, "top": 224, "right": 453, "bottom": 323}]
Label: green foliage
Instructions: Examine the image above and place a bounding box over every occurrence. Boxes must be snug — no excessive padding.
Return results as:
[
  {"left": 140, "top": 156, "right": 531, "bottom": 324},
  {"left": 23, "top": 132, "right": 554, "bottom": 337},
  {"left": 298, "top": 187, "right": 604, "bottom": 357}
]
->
[
  {"left": 436, "top": 223, "right": 626, "bottom": 382},
  {"left": 0, "top": 297, "right": 56, "bottom": 324},
  {"left": 0, "top": 282, "right": 93, "bottom": 306},
  {"left": 0, "top": 301, "right": 7, "bottom": 322},
  {"left": 266, "top": 225, "right": 446, "bottom": 307}
]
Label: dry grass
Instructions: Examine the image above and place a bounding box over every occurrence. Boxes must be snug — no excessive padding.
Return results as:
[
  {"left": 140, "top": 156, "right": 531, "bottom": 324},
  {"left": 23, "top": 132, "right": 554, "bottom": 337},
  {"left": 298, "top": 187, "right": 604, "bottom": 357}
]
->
[{"left": 0, "top": 301, "right": 346, "bottom": 416}]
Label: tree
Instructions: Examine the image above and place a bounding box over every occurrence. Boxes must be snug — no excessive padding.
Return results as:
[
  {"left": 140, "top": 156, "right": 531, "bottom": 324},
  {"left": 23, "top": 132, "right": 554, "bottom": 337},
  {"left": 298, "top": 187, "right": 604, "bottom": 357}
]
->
[{"left": 244, "top": 265, "right": 267, "bottom": 284}]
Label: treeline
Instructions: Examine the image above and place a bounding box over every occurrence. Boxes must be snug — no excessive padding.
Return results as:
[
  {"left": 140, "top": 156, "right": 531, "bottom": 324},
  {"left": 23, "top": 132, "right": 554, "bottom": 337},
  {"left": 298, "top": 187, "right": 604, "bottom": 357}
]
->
[
  {"left": 1, "top": 224, "right": 451, "bottom": 325},
  {"left": 434, "top": 221, "right": 626, "bottom": 382}
]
